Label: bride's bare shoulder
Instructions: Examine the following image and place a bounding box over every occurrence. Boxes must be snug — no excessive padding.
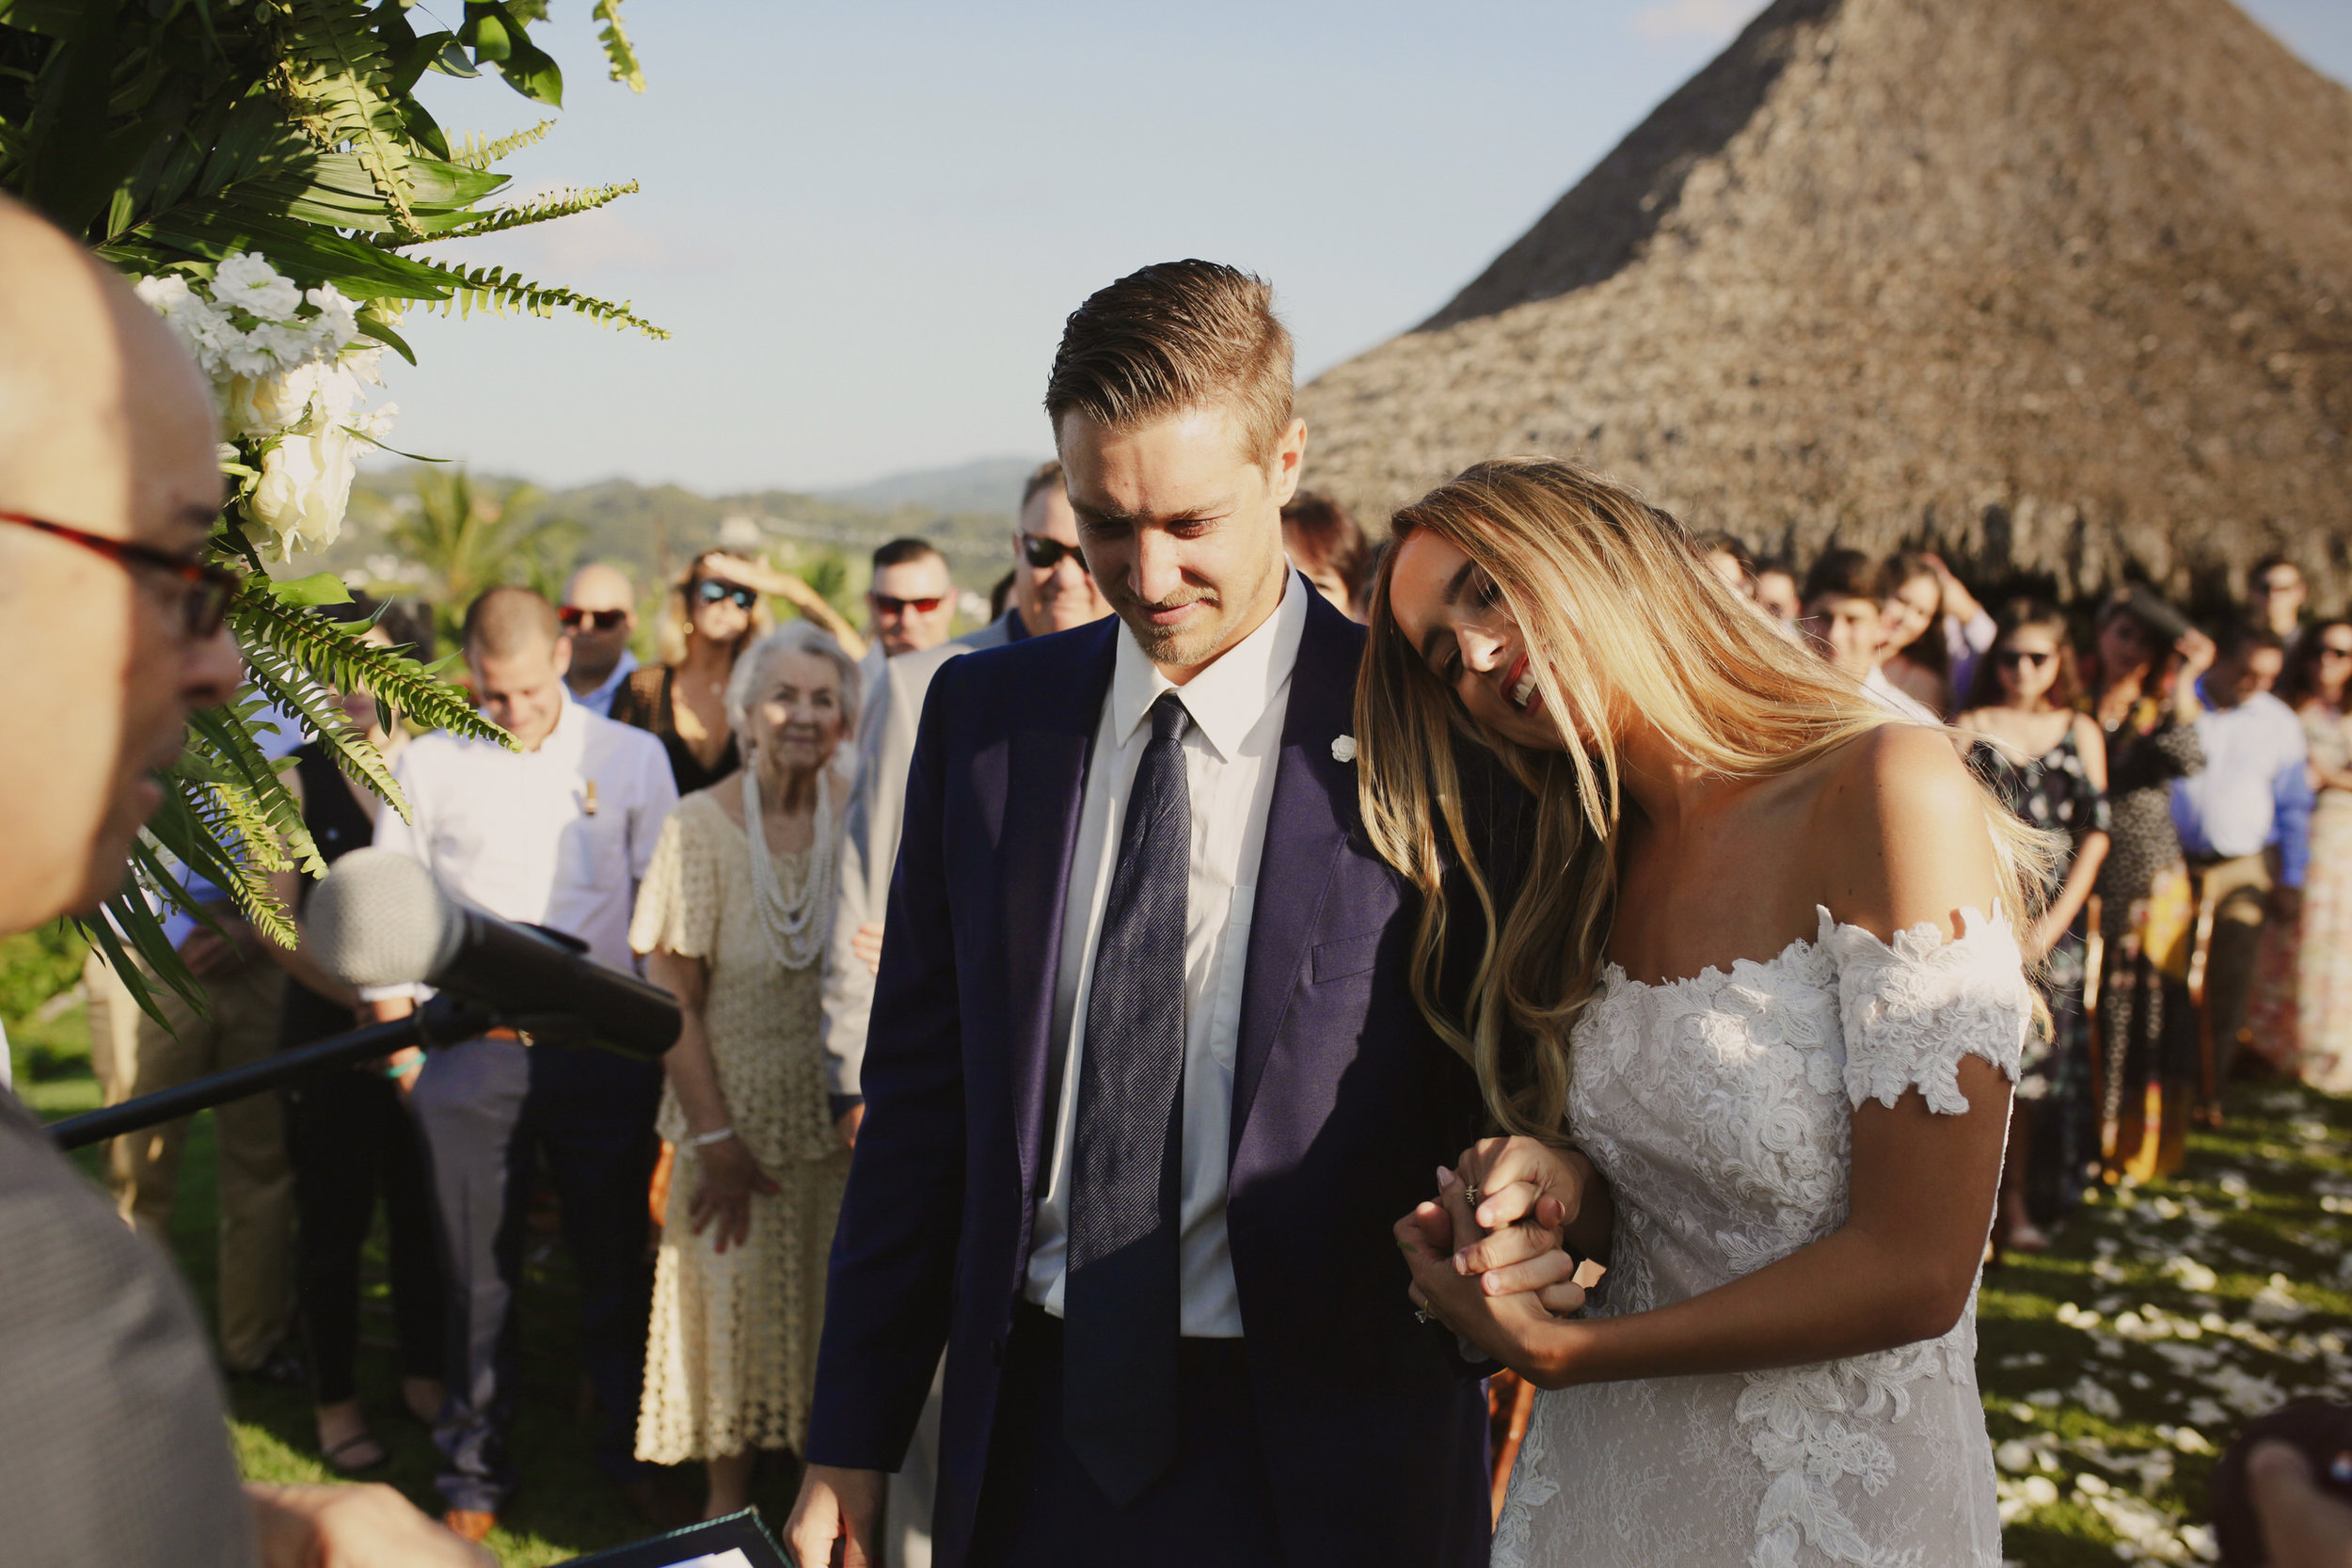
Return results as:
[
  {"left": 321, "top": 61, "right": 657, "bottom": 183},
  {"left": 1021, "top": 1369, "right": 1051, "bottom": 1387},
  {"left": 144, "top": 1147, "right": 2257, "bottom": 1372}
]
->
[{"left": 1798, "top": 724, "right": 2004, "bottom": 942}]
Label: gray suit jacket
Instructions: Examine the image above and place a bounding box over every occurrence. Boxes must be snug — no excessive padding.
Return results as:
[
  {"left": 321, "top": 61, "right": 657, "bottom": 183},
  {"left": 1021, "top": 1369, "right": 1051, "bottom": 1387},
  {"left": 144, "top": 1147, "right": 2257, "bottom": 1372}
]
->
[
  {"left": 824, "top": 611, "right": 1019, "bottom": 1094},
  {"left": 0, "top": 1088, "right": 255, "bottom": 1565}
]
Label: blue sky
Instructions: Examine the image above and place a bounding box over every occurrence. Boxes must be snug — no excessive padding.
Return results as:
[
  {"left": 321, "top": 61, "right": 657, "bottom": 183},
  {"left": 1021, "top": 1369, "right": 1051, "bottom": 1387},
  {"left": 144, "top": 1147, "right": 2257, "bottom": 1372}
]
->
[{"left": 388, "top": 0, "right": 2352, "bottom": 496}]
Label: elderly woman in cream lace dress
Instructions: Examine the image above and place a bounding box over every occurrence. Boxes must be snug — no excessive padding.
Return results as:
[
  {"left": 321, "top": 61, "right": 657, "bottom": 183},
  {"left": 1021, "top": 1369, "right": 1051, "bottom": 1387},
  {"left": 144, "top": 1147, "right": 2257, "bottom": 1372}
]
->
[{"left": 630, "top": 624, "right": 857, "bottom": 1518}]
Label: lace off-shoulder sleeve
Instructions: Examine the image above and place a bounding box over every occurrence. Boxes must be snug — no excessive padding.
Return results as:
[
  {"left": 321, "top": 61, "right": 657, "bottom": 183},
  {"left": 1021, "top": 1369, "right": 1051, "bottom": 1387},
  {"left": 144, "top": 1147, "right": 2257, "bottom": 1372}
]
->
[
  {"left": 1822, "top": 907, "right": 2033, "bottom": 1115},
  {"left": 629, "top": 797, "right": 722, "bottom": 959}
]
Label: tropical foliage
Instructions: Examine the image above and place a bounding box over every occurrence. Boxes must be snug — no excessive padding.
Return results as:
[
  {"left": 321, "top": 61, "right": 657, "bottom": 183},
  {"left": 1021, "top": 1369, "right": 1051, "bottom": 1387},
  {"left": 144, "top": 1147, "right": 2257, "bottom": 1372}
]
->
[
  {"left": 0, "top": 0, "right": 661, "bottom": 1021},
  {"left": 386, "top": 467, "right": 582, "bottom": 650}
]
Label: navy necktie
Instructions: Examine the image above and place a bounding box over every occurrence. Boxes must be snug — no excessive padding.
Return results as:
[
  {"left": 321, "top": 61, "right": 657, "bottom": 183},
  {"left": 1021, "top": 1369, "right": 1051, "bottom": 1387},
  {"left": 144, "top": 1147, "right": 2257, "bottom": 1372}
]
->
[{"left": 1063, "top": 690, "right": 1192, "bottom": 1506}]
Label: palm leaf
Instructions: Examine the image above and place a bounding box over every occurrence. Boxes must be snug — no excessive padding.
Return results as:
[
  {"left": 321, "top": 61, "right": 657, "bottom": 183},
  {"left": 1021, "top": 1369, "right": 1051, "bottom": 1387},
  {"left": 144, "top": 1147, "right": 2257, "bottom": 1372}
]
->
[{"left": 271, "top": 0, "right": 421, "bottom": 236}]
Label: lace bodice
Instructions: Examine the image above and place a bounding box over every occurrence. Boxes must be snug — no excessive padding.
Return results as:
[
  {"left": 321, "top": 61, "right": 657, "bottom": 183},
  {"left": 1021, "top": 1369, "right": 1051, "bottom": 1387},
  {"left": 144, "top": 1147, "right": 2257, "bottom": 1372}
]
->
[{"left": 1495, "top": 909, "right": 2031, "bottom": 1568}]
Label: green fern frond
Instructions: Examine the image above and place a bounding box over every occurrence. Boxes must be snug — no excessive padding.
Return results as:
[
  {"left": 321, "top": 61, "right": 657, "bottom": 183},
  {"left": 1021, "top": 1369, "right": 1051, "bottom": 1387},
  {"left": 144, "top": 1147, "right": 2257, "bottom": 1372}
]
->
[
  {"left": 225, "top": 584, "right": 508, "bottom": 793},
  {"left": 451, "top": 119, "right": 556, "bottom": 171},
  {"left": 414, "top": 258, "right": 668, "bottom": 338},
  {"left": 423, "top": 181, "right": 637, "bottom": 242},
  {"left": 183, "top": 699, "right": 325, "bottom": 878},
  {"left": 144, "top": 784, "right": 296, "bottom": 949},
  {"left": 271, "top": 0, "right": 421, "bottom": 235},
  {"left": 593, "top": 1, "right": 645, "bottom": 92}
]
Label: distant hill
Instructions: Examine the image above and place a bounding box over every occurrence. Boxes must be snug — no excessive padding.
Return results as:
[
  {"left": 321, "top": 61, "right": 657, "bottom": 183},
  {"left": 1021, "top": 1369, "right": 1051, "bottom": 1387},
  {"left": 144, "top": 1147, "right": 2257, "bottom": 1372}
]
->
[
  {"left": 819, "top": 456, "right": 1047, "bottom": 518},
  {"left": 335, "top": 463, "right": 1025, "bottom": 595}
]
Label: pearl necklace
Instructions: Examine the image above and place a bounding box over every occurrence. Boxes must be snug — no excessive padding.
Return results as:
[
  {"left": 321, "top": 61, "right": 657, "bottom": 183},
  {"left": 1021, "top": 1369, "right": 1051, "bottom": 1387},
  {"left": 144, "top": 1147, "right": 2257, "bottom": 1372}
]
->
[{"left": 741, "top": 761, "right": 835, "bottom": 970}]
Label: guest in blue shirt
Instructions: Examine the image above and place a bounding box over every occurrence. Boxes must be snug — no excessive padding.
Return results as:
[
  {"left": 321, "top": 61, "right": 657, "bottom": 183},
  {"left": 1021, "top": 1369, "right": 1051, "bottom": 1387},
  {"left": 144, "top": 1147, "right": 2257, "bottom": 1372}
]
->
[{"left": 2171, "top": 622, "right": 2313, "bottom": 1101}]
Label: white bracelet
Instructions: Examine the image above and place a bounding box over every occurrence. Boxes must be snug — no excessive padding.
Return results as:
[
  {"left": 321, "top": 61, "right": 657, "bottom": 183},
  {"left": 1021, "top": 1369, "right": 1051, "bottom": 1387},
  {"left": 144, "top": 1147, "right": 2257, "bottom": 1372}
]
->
[{"left": 687, "top": 1126, "right": 737, "bottom": 1148}]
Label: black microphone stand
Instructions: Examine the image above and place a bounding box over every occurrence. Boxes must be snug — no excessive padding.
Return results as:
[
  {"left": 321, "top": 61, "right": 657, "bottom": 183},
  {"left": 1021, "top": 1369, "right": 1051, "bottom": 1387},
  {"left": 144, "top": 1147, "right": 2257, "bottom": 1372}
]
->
[{"left": 47, "top": 994, "right": 495, "bottom": 1151}]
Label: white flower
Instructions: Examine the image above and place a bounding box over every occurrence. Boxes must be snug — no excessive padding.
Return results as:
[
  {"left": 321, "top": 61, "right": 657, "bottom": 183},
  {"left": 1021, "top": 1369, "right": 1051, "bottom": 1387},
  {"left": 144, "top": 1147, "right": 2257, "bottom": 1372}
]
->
[
  {"left": 1331, "top": 734, "right": 1358, "bottom": 763},
  {"left": 219, "top": 361, "right": 323, "bottom": 441},
  {"left": 250, "top": 421, "right": 362, "bottom": 557},
  {"left": 304, "top": 284, "right": 361, "bottom": 354},
  {"left": 211, "top": 252, "right": 303, "bottom": 321},
  {"left": 135, "top": 274, "right": 198, "bottom": 315}
]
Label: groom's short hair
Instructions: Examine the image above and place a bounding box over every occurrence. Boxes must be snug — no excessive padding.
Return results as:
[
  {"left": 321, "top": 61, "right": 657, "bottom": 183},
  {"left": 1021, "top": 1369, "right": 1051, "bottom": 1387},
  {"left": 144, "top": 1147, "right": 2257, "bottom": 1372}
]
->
[{"left": 1044, "top": 260, "right": 1295, "bottom": 464}]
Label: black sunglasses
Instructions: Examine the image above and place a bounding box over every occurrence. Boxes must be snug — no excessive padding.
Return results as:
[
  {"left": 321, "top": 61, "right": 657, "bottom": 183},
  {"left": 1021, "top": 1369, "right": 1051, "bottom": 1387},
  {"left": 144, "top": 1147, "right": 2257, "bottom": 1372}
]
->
[
  {"left": 1994, "top": 648, "right": 2057, "bottom": 671},
  {"left": 1020, "top": 534, "right": 1090, "bottom": 574},
  {"left": 560, "top": 606, "right": 630, "bottom": 632},
  {"left": 692, "top": 578, "right": 759, "bottom": 610},
  {"left": 1, "top": 509, "right": 239, "bottom": 639}
]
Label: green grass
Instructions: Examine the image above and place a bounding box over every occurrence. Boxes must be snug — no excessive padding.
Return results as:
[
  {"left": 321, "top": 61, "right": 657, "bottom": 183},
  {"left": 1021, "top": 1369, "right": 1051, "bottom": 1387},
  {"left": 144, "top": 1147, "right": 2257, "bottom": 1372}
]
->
[
  {"left": 11, "top": 991, "right": 2349, "bottom": 1564},
  {"left": 1977, "top": 1084, "right": 2352, "bottom": 1565},
  {"left": 8, "top": 999, "right": 806, "bottom": 1565}
]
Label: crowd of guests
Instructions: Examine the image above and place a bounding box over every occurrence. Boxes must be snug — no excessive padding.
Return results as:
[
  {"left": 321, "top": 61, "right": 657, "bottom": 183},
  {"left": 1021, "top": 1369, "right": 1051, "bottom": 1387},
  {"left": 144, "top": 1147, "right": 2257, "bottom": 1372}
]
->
[
  {"left": 1695, "top": 538, "right": 2349, "bottom": 1254},
  {"left": 85, "top": 464, "right": 2346, "bottom": 1544}
]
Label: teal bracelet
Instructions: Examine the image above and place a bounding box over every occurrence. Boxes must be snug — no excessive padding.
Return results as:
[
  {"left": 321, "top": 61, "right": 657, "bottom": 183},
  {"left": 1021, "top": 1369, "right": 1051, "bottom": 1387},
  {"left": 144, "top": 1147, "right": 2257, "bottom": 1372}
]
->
[{"left": 384, "top": 1056, "right": 416, "bottom": 1080}]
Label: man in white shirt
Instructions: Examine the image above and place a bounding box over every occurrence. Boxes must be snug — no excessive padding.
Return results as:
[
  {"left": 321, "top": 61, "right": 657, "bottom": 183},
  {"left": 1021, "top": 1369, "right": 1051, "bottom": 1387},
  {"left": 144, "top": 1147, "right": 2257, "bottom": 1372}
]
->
[
  {"left": 558, "top": 562, "right": 641, "bottom": 717},
  {"left": 370, "top": 587, "right": 677, "bottom": 1541},
  {"left": 2172, "top": 622, "right": 2313, "bottom": 1096}
]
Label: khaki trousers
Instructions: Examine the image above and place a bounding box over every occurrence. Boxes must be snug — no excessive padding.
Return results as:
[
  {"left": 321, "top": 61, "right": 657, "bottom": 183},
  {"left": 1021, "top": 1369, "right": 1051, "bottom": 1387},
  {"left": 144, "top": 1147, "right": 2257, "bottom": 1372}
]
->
[
  {"left": 2193, "top": 853, "right": 2274, "bottom": 1091},
  {"left": 86, "top": 952, "right": 294, "bottom": 1370}
]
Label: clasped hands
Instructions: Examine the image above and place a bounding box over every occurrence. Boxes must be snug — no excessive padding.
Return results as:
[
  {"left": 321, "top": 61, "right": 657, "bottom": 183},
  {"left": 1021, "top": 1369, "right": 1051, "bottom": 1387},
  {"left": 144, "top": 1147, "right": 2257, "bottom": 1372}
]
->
[{"left": 1394, "top": 1137, "right": 1600, "bottom": 1388}]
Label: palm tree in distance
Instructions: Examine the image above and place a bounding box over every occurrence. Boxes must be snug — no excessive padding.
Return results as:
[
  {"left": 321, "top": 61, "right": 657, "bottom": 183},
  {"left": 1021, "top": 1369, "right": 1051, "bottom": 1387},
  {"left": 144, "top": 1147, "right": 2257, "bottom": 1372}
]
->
[{"left": 386, "top": 468, "right": 583, "bottom": 651}]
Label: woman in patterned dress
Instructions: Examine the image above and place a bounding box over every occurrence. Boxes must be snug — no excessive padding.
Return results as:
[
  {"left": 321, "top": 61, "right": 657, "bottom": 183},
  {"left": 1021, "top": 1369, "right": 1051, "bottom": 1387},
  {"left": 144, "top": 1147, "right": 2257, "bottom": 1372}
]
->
[
  {"left": 629, "top": 625, "right": 858, "bottom": 1518},
  {"left": 2085, "top": 591, "right": 2214, "bottom": 1179},
  {"left": 1358, "top": 459, "right": 2055, "bottom": 1568},
  {"left": 1957, "top": 599, "right": 2110, "bottom": 1251},
  {"left": 2250, "top": 618, "right": 2352, "bottom": 1091}
]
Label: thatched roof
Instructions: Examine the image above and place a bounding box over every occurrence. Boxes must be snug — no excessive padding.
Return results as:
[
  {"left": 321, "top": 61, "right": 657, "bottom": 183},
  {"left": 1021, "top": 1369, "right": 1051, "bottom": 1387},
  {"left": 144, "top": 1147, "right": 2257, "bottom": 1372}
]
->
[{"left": 1296, "top": 0, "right": 2352, "bottom": 603}]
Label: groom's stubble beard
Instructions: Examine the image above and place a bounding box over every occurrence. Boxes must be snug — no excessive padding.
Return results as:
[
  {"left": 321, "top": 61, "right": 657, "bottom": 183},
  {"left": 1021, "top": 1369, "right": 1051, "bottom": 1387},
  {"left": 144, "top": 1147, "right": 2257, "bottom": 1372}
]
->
[{"left": 1102, "top": 523, "right": 1288, "bottom": 673}]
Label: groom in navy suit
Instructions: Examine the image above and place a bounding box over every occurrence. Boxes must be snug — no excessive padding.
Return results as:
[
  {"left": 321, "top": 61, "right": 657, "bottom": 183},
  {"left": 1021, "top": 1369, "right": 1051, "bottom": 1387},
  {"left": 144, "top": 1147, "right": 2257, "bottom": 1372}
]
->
[{"left": 787, "top": 261, "right": 1492, "bottom": 1567}]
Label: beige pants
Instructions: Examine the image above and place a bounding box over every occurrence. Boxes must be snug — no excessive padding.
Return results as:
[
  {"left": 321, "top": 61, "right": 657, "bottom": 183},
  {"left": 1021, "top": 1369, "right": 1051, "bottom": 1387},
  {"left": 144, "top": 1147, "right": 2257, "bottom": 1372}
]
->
[
  {"left": 86, "top": 951, "right": 294, "bottom": 1371},
  {"left": 2194, "top": 853, "right": 2274, "bottom": 1090}
]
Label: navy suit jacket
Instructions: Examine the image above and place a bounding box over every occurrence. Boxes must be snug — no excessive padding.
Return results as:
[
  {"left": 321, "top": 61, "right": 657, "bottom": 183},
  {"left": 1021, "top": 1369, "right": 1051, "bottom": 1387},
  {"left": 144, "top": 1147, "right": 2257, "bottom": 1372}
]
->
[{"left": 807, "top": 592, "right": 1493, "bottom": 1568}]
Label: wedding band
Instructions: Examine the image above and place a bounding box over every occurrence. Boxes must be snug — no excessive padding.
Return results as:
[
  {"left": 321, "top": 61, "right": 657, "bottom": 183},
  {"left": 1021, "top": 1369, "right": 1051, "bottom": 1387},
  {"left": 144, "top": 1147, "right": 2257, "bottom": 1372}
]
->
[{"left": 1462, "top": 1183, "right": 1483, "bottom": 1209}]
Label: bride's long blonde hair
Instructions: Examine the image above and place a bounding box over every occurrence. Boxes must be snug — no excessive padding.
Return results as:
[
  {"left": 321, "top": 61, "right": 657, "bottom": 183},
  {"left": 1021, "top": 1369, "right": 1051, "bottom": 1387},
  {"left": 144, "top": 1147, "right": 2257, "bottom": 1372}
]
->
[{"left": 1356, "top": 457, "right": 2057, "bottom": 1142}]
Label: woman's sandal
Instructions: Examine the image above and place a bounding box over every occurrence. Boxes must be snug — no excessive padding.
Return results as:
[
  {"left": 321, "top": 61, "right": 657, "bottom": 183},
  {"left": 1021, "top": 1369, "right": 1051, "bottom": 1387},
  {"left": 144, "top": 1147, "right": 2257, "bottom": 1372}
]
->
[{"left": 320, "top": 1429, "right": 389, "bottom": 1475}]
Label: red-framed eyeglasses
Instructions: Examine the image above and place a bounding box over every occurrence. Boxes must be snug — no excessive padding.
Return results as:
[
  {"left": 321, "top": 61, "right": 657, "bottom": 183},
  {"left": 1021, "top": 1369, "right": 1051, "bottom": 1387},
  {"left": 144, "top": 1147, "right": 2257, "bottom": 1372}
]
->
[{"left": 0, "top": 510, "right": 241, "bottom": 639}]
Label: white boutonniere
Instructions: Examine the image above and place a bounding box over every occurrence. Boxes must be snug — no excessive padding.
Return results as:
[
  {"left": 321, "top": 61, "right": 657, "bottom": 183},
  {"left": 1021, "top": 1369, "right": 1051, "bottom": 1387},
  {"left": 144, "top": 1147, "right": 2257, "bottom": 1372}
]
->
[{"left": 1331, "top": 734, "right": 1358, "bottom": 764}]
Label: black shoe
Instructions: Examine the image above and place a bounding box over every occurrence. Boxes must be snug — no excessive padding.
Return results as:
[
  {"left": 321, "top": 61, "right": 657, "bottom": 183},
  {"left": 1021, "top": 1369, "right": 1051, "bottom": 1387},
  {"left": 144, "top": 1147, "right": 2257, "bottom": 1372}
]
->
[{"left": 230, "top": 1342, "right": 309, "bottom": 1389}]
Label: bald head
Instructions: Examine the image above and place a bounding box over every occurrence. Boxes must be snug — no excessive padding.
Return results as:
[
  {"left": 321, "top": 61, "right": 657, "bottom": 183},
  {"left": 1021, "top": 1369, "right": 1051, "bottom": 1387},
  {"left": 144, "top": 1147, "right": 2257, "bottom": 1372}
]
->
[
  {"left": 0, "top": 196, "right": 240, "bottom": 932},
  {"left": 559, "top": 562, "right": 638, "bottom": 694},
  {"left": 464, "top": 585, "right": 563, "bottom": 659}
]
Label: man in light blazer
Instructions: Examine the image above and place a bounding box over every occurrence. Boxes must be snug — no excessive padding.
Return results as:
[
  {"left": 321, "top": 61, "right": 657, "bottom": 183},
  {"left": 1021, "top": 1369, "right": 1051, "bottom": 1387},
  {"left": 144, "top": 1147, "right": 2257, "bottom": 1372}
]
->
[
  {"left": 818, "top": 458, "right": 1111, "bottom": 1568},
  {"left": 788, "top": 261, "right": 1494, "bottom": 1568}
]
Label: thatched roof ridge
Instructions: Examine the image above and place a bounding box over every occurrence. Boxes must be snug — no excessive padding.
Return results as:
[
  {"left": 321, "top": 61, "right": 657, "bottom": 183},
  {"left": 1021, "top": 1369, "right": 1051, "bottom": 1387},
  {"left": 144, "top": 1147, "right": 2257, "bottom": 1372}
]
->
[{"left": 1298, "top": 0, "right": 2352, "bottom": 603}]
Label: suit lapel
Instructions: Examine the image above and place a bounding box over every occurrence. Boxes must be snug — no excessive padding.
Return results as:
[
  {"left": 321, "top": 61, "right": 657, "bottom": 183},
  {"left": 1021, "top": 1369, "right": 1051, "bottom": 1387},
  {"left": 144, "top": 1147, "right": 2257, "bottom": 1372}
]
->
[
  {"left": 998, "top": 620, "right": 1117, "bottom": 1197},
  {"left": 1231, "top": 598, "right": 1363, "bottom": 1157}
]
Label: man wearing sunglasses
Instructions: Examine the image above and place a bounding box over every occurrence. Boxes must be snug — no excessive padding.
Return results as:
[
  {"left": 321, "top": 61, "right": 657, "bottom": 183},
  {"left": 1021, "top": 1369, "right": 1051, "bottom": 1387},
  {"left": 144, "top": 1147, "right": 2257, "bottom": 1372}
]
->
[
  {"left": 559, "top": 562, "right": 641, "bottom": 718},
  {"left": 866, "top": 538, "right": 959, "bottom": 667},
  {"left": 0, "top": 197, "right": 489, "bottom": 1566}
]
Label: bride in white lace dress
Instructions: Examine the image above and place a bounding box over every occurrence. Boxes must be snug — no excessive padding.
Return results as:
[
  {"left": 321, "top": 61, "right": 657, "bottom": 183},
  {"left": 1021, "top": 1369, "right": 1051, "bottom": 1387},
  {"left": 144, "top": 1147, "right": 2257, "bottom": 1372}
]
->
[{"left": 1355, "top": 459, "right": 2053, "bottom": 1568}]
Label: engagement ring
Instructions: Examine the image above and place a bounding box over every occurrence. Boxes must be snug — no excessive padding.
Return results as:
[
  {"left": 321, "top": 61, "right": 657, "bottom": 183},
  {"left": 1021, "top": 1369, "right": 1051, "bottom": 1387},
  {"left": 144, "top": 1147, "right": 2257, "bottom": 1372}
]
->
[{"left": 1462, "top": 1183, "right": 1482, "bottom": 1210}]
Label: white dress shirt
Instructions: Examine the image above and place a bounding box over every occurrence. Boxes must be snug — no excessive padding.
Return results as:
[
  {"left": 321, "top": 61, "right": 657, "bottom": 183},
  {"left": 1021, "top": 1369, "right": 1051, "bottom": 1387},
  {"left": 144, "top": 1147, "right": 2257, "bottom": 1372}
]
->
[
  {"left": 1024, "top": 573, "right": 1308, "bottom": 1338},
  {"left": 371, "top": 696, "right": 677, "bottom": 973},
  {"left": 570, "top": 648, "right": 640, "bottom": 719},
  {"left": 2172, "top": 688, "right": 2315, "bottom": 886}
]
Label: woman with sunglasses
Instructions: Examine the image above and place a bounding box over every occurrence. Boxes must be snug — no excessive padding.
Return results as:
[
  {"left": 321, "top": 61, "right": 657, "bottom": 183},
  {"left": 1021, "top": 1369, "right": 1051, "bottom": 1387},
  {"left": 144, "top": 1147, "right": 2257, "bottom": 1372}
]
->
[
  {"left": 613, "top": 550, "right": 865, "bottom": 795},
  {"left": 2248, "top": 618, "right": 2352, "bottom": 1092},
  {"left": 1957, "top": 600, "right": 2111, "bottom": 1253}
]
